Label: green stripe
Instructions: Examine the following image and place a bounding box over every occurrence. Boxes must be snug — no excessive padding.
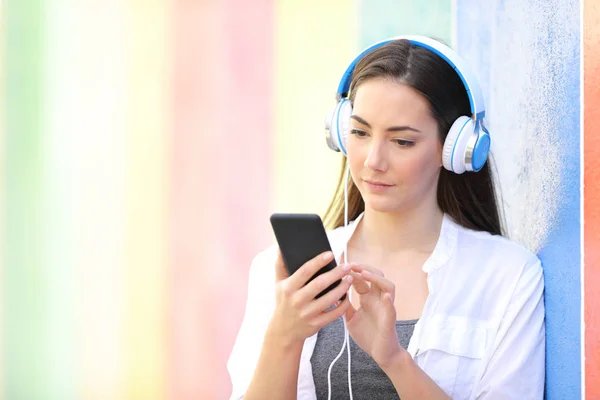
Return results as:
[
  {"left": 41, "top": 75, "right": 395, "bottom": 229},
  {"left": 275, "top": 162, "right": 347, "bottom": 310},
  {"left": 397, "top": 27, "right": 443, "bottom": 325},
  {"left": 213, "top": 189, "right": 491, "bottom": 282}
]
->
[
  {"left": 358, "top": 0, "right": 452, "bottom": 48},
  {"left": 3, "top": 0, "right": 48, "bottom": 398}
]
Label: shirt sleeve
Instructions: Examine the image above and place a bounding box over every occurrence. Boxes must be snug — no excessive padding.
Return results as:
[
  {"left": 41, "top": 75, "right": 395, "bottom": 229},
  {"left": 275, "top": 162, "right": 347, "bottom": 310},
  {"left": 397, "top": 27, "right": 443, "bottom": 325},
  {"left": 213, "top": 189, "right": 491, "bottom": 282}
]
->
[
  {"left": 475, "top": 256, "right": 545, "bottom": 399},
  {"left": 227, "top": 247, "right": 277, "bottom": 400}
]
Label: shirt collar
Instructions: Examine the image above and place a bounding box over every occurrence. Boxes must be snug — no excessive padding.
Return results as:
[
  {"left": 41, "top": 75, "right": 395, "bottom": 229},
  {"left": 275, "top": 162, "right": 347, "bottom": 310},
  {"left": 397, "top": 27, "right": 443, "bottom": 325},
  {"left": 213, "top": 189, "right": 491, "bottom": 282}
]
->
[{"left": 422, "top": 213, "right": 458, "bottom": 273}]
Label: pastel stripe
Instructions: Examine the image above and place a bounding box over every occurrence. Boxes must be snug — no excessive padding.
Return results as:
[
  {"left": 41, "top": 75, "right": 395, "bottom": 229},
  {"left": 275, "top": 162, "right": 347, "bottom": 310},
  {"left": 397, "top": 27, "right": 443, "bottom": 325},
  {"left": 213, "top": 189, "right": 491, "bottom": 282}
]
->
[
  {"left": 42, "top": 0, "right": 78, "bottom": 397},
  {"left": 124, "top": 0, "right": 169, "bottom": 398},
  {"left": 273, "top": 0, "right": 358, "bottom": 217},
  {"left": 584, "top": 0, "right": 600, "bottom": 396},
  {"left": 358, "top": 0, "right": 452, "bottom": 48},
  {"left": 2, "top": 0, "right": 47, "bottom": 398},
  {"left": 216, "top": 0, "right": 274, "bottom": 396},
  {"left": 170, "top": 0, "right": 274, "bottom": 397},
  {"left": 170, "top": 2, "right": 219, "bottom": 397},
  {"left": 69, "top": 2, "right": 127, "bottom": 398},
  {"left": 0, "top": 2, "right": 5, "bottom": 396}
]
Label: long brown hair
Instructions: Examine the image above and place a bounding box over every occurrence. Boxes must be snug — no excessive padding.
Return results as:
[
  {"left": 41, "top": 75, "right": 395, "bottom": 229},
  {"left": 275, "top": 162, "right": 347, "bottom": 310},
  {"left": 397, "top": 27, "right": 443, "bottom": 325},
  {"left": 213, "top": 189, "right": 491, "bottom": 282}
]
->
[{"left": 323, "top": 39, "right": 504, "bottom": 236}]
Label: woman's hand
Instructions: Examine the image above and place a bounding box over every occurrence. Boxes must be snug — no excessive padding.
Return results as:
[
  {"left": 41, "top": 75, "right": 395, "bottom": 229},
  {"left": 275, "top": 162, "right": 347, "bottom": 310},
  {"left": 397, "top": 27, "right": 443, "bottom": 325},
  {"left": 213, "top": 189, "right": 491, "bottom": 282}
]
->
[
  {"left": 267, "top": 250, "right": 354, "bottom": 346},
  {"left": 344, "top": 263, "right": 405, "bottom": 368},
  {"left": 244, "top": 252, "right": 353, "bottom": 400}
]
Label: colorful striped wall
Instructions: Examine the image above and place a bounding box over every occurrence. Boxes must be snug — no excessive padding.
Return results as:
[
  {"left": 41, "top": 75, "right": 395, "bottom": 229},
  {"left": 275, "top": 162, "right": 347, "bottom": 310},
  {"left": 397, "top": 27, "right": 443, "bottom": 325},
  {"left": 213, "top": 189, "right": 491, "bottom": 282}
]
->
[{"left": 0, "top": 1, "right": 597, "bottom": 399}]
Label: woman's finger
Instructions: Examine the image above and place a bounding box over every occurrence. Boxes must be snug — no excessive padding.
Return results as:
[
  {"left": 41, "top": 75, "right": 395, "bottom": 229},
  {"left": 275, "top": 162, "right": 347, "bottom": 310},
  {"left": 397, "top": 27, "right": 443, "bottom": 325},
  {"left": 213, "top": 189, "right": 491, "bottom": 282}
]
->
[
  {"left": 344, "top": 298, "right": 357, "bottom": 322},
  {"left": 297, "top": 263, "right": 351, "bottom": 303},
  {"left": 382, "top": 292, "right": 397, "bottom": 328},
  {"left": 304, "top": 274, "right": 353, "bottom": 317},
  {"left": 311, "top": 295, "right": 352, "bottom": 327},
  {"left": 350, "top": 270, "right": 370, "bottom": 295},
  {"left": 361, "top": 270, "right": 395, "bottom": 300},
  {"left": 350, "top": 263, "right": 384, "bottom": 276},
  {"left": 287, "top": 251, "right": 336, "bottom": 290}
]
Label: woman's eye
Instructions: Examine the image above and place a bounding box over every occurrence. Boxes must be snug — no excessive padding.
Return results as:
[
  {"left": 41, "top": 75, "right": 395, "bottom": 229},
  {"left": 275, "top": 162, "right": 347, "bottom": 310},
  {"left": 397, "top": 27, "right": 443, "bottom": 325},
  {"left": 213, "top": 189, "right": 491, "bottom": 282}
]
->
[
  {"left": 394, "top": 139, "right": 415, "bottom": 147},
  {"left": 350, "top": 129, "right": 367, "bottom": 137}
]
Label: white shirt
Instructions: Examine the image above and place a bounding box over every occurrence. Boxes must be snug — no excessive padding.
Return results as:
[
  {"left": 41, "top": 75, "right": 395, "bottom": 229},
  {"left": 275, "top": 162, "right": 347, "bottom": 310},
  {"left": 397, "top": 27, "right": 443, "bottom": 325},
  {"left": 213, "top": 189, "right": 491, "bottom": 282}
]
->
[{"left": 227, "top": 213, "right": 545, "bottom": 400}]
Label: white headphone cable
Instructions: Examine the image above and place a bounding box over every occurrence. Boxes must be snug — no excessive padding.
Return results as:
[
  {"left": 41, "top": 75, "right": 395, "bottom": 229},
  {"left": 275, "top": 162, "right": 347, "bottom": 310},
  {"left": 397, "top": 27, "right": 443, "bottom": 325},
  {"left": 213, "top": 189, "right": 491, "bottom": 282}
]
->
[
  {"left": 326, "top": 163, "right": 353, "bottom": 400},
  {"left": 343, "top": 164, "right": 353, "bottom": 400}
]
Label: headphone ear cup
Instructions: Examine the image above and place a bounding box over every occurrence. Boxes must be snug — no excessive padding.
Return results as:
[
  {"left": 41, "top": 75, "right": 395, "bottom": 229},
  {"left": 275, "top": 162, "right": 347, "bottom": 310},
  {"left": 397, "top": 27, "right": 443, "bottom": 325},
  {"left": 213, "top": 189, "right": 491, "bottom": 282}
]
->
[
  {"left": 336, "top": 99, "right": 352, "bottom": 155},
  {"left": 325, "top": 99, "right": 352, "bottom": 155},
  {"left": 442, "top": 116, "right": 474, "bottom": 174},
  {"left": 471, "top": 128, "right": 491, "bottom": 172},
  {"left": 326, "top": 100, "right": 352, "bottom": 155}
]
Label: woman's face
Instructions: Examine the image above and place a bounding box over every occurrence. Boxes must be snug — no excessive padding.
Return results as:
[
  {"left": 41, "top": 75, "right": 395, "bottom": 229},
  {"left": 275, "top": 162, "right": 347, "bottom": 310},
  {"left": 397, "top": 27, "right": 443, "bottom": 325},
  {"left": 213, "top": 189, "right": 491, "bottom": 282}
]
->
[{"left": 347, "top": 77, "right": 443, "bottom": 215}]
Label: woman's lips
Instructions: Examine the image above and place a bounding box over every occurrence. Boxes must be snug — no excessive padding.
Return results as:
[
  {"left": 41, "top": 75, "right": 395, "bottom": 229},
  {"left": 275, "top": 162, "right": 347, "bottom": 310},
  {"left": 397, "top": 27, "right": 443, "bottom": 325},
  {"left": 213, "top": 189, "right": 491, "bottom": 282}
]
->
[{"left": 363, "top": 179, "right": 394, "bottom": 192}]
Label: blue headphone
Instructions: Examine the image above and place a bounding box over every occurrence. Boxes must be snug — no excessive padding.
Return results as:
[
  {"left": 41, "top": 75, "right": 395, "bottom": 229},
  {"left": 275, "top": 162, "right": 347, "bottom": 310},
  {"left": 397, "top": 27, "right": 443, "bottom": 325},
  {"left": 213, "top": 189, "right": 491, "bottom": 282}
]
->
[{"left": 324, "top": 35, "right": 491, "bottom": 174}]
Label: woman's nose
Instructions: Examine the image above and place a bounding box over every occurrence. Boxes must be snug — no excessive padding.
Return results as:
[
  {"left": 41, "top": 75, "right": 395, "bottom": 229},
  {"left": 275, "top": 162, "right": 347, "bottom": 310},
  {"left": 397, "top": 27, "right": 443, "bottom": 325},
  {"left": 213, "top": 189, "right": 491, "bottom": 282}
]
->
[{"left": 364, "top": 142, "right": 387, "bottom": 172}]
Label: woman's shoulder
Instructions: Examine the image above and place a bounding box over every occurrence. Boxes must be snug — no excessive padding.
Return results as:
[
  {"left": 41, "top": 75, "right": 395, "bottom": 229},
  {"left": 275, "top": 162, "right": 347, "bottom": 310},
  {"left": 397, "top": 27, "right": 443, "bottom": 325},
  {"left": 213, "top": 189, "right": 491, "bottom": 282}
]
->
[
  {"left": 446, "top": 221, "right": 544, "bottom": 318},
  {"left": 452, "top": 220, "right": 541, "bottom": 271},
  {"left": 252, "top": 242, "right": 279, "bottom": 261},
  {"left": 248, "top": 243, "right": 279, "bottom": 280}
]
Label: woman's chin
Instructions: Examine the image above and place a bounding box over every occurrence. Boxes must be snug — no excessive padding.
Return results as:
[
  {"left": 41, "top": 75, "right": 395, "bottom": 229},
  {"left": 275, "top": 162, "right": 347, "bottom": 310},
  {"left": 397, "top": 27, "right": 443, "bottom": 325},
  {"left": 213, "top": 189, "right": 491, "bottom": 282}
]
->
[{"left": 363, "top": 197, "right": 403, "bottom": 214}]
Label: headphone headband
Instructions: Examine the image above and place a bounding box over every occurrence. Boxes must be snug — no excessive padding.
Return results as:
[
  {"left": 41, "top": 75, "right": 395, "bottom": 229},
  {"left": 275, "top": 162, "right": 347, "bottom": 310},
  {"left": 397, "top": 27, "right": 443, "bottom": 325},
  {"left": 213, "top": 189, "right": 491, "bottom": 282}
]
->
[{"left": 335, "top": 35, "right": 485, "bottom": 120}]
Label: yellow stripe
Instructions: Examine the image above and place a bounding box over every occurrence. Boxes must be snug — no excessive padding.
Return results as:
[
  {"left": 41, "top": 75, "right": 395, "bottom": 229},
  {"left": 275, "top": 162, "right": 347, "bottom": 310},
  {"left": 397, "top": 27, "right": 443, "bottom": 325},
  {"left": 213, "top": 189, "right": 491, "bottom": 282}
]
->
[
  {"left": 273, "top": 0, "right": 358, "bottom": 217},
  {"left": 123, "top": 1, "right": 169, "bottom": 398},
  {"left": 70, "top": 2, "right": 127, "bottom": 398}
]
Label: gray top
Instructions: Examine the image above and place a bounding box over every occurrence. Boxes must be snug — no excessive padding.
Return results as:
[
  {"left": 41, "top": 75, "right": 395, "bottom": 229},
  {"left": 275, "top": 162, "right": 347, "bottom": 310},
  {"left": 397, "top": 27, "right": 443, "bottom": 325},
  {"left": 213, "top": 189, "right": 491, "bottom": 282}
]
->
[{"left": 311, "top": 318, "right": 418, "bottom": 400}]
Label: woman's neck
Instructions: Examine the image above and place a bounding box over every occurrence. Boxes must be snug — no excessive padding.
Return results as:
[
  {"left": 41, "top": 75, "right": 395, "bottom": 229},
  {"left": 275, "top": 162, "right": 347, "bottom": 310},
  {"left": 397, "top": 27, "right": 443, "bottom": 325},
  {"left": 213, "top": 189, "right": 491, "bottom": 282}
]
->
[{"left": 352, "top": 204, "right": 444, "bottom": 256}]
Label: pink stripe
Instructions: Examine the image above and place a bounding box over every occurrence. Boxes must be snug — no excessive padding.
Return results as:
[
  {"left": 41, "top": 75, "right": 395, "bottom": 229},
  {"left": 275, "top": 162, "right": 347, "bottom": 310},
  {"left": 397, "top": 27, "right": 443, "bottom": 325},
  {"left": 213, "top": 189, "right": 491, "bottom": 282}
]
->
[
  {"left": 216, "top": 0, "right": 274, "bottom": 397},
  {"left": 170, "top": 2, "right": 220, "bottom": 398},
  {"left": 169, "top": 1, "right": 273, "bottom": 398},
  {"left": 585, "top": 0, "right": 600, "bottom": 395}
]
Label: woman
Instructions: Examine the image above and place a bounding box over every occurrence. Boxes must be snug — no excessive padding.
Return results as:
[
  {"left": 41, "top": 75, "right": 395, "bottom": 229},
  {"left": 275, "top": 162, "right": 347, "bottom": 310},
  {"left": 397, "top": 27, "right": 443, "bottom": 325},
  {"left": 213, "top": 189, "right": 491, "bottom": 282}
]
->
[{"left": 228, "top": 37, "right": 545, "bottom": 400}]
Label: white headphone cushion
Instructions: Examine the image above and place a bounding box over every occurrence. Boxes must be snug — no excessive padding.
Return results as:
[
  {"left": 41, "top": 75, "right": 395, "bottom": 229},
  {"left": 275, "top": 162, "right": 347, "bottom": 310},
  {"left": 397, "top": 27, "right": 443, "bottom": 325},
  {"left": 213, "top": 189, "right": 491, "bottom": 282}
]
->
[
  {"left": 442, "top": 116, "right": 474, "bottom": 174},
  {"left": 332, "top": 99, "right": 353, "bottom": 155}
]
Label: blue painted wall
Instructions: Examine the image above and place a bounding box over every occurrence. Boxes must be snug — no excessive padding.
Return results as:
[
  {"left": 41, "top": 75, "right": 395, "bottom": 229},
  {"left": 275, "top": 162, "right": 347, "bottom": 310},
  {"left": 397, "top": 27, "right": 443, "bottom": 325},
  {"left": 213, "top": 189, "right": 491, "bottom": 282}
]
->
[{"left": 456, "top": 0, "right": 581, "bottom": 398}]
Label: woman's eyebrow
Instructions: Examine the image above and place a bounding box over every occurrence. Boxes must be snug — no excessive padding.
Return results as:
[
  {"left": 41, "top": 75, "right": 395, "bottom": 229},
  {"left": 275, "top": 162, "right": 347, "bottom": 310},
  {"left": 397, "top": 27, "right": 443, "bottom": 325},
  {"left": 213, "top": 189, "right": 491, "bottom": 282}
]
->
[{"left": 350, "top": 114, "right": 421, "bottom": 133}]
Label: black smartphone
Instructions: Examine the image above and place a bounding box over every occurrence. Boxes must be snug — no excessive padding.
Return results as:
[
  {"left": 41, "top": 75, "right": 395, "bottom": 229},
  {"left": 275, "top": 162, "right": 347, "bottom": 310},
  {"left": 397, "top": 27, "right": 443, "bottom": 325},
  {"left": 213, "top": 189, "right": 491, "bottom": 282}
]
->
[{"left": 270, "top": 213, "right": 345, "bottom": 300}]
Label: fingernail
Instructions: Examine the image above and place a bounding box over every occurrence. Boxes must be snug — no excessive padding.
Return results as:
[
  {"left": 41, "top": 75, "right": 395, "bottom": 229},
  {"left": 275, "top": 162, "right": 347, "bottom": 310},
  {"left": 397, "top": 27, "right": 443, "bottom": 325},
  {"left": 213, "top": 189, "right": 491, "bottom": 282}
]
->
[
  {"left": 342, "top": 264, "right": 351, "bottom": 272},
  {"left": 323, "top": 251, "right": 333, "bottom": 260},
  {"left": 346, "top": 275, "right": 353, "bottom": 283}
]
